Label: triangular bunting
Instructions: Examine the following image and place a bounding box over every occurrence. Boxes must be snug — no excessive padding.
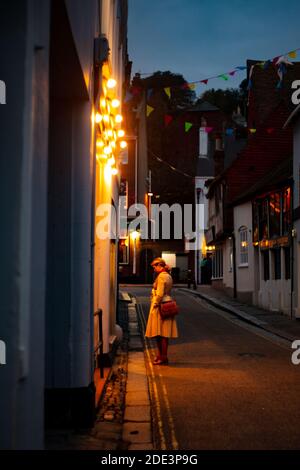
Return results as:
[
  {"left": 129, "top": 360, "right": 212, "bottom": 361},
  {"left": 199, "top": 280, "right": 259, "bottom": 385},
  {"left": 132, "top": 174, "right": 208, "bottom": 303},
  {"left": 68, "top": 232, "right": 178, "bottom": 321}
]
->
[
  {"left": 147, "top": 89, "right": 154, "bottom": 99},
  {"left": 185, "top": 122, "right": 193, "bottom": 132},
  {"left": 164, "top": 87, "right": 171, "bottom": 99},
  {"left": 205, "top": 127, "right": 213, "bottom": 133},
  {"left": 236, "top": 66, "right": 247, "bottom": 70},
  {"left": 165, "top": 114, "right": 173, "bottom": 127},
  {"left": 249, "top": 128, "right": 257, "bottom": 134},
  {"left": 219, "top": 74, "right": 229, "bottom": 81},
  {"left": 188, "top": 83, "right": 196, "bottom": 90},
  {"left": 266, "top": 128, "right": 275, "bottom": 134},
  {"left": 200, "top": 79, "right": 208, "bottom": 85},
  {"left": 146, "top": 105, "right": 154, "bottom": 117},
  {"left": 225, "top": 128, "right": 234, "bottom": 136},
  {"left": 229, "top": 71, "right": 237, "bottom": 76}
]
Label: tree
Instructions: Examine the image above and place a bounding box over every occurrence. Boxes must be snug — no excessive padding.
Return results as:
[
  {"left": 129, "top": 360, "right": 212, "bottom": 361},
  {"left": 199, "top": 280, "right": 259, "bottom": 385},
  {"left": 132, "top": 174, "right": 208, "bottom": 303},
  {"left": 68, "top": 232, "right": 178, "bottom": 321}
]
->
[{"left": 197, "top": 81, "right": 247, "bottom": 116}]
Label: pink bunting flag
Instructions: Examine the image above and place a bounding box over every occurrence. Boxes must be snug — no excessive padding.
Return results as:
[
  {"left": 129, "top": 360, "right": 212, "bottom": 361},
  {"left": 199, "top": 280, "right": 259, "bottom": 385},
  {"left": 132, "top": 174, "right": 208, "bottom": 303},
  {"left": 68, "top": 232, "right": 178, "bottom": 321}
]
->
[
  {"left": 266, "top": 128, "right": 275, "bottom": 134},
  {"left": 200, "top": 79, "right": 208, "bottom": 85},
  {"left": 229, "top": 71, "right": 237, "bottom": 76},
  {"left": 164, "top": 114, "right": 173, "bottom": 127},
  {"left": 205, "top": 127, "right": 213, "bottom": 133}
]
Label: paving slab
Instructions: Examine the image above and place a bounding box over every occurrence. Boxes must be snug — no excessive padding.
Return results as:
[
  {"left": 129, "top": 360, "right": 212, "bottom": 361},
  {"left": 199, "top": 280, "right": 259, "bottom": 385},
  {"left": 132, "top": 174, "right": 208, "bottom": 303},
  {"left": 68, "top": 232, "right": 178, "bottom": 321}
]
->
[
  {"left": 126, "top": 390, "right": 150, "bottom": 406},
  {"left": 122, "top": 422, "right": 152, "bottom": 444},
  {"left": 124, "top": 405, "right": 151, "bottom": 422}
]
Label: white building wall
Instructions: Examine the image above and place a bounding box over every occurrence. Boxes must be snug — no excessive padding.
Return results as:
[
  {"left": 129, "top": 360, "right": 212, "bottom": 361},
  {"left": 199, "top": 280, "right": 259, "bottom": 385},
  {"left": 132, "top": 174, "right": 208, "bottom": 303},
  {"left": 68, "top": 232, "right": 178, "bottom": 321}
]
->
[{"left": 234, "top": 202, "right": 255, "bottom": 302}]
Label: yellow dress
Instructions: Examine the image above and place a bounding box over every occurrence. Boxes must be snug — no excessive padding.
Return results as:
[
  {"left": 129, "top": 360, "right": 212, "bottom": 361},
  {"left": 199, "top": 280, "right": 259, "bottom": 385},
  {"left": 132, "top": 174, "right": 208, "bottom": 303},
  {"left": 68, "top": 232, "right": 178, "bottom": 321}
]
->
[{"left": 145, "top": 271, "right": 178, "bottom": 338}]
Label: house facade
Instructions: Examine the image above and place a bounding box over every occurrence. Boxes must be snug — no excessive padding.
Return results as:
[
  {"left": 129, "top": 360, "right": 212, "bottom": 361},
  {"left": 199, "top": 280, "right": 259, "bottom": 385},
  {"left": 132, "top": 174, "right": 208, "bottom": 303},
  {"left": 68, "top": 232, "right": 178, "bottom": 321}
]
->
[{"left": 0, "top": 0, "right": 129, "bottom": 449}]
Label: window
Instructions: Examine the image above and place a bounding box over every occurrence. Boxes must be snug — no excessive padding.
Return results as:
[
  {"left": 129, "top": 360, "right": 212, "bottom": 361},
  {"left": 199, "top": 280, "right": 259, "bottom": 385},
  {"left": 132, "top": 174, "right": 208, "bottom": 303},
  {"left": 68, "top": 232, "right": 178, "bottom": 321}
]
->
[
  {"left": 263, "top": 251, "right": 270, "bottom": 281},
  {"left": 212, "top": 247, "right": 223, "bottom": 279},
  {"left": 269, "top": 193, "right": 281, "bottom": 238},
  {"left": 199, "top": 127, "right": 208, "bottom": 157},
  {"left": 272, "top": 249, "right": 281, "bottom": 280},
  {"left": 282, "top": 188, "right": 291, "bottom": 236},
  {"left": 229, "top": 238, "right": 233, "bottom": 272},
  {"left": 260, "top": 198, "right": 269, "bottom": 240},
  {"left": 118, "top": 239, "right": 129, "bottom": 264},
  {"left": 239, "top": 227, "right": 248, "bottom": 265}
]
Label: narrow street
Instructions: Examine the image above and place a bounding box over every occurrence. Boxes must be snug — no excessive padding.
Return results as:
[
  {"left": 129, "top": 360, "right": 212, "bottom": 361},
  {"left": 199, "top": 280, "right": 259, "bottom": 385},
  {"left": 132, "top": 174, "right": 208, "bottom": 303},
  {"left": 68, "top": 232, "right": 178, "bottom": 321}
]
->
[{"left": 126, "top": 287, "right": 300, "bottom": 450}]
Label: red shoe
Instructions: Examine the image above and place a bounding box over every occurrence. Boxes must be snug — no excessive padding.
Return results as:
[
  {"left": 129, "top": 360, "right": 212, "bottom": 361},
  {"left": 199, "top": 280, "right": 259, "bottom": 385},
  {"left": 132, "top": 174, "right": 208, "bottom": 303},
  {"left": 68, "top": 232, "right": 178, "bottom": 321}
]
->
[{"left": 153, "top": 358, "right": 168, "bottom": 365}]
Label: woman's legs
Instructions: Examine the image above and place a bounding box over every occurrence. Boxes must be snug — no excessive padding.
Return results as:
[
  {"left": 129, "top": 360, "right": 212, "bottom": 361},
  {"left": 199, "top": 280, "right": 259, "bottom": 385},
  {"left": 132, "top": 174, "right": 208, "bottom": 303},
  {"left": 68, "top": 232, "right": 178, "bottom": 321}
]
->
[
  {"left": 161, "top": 337, "right": 168, "bottom": 362},
  {"left": 155, "top": 336, "right": 162, "bottom": 360}
]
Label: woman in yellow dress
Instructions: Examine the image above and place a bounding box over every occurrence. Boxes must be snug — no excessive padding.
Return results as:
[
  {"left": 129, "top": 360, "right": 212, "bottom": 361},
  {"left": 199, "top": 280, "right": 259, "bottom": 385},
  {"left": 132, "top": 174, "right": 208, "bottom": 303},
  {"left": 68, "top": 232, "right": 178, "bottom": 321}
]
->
[{"left": 145, "top": 258, "right": 178, "bottom": 365}]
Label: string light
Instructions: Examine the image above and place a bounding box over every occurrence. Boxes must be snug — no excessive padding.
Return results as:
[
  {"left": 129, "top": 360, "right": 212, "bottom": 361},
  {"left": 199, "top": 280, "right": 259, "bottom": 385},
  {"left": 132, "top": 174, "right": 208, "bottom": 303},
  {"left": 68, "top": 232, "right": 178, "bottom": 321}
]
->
[
  {"left": 117, "top": 129, "right": 125, "bottom": 138},
  {"left": 120, "top": 141, "right": 127, "bottom": 149},
  {"left": 95, "top": 113, "right": 102, "bottom": 123},
  {"left": 111, "top": 168, "right": 118, "bottom": 175},
  {"left": 115, "top": 114, "right": 123, "bottom": 123},
  {"left": 112, "top": 99, "right": 120, "bottom": 108},
  {"left": 107, "top": 78, "right": 117, "bottom": 89}
]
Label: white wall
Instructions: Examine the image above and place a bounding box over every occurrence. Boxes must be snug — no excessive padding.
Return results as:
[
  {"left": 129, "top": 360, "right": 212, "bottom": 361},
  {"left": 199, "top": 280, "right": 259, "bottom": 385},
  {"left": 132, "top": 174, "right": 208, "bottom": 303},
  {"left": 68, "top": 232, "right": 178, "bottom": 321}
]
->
[{"left": 234, "top": 202, "right": 254, "bottom": 298}]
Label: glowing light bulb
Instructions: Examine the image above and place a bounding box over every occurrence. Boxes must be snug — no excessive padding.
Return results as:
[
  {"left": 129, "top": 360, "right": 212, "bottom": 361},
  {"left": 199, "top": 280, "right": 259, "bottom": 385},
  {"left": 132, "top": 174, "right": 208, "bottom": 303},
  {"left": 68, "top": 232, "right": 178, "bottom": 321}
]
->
[
  {"left": 100, "top": 99, "right": 106, "bottom": 108},
  {"left": 107, "top": 129, "right": 113, "bottom": 137},
  {"left": 120, "top": 141, "right": 127, "bottom": 149},
  {"left": 107, "top": 78, "right": 117, "bottom": 89},
  {"left": 117, "top": 129, "right": 125, "bottom": 138},
  {"left": 96, "top": 153, "right": 107, "bottom": 162},
  {"left": 103, "top": 115, "right": 110, "bottom": 123},
  {"left": 95, "top": 113, "right": 102, "bottom": 123},
  {"left": 96, "top": 139, "right": 104, "bottom": 148},
  {"left": 111, "top": 168, "right": 118, "bottom": 175},
  {"left": 111, "top": 141, "right": 116, "bottom": 149},
  {"left": 115, "top": 114, "right": 123, "bottom": 123},
  {"left": 104, "top": 146, "right": 112, "bottom": 155},
  {"left": 112, "top": 99, "right": 120, "bottom": 108}
]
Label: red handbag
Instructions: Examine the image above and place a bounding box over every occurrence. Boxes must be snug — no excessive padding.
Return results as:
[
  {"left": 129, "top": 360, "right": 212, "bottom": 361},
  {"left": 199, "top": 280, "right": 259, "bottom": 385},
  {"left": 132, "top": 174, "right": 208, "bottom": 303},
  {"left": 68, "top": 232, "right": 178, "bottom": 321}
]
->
[{"left": 159, "top": 300, "right": 179, "bottom": 320}]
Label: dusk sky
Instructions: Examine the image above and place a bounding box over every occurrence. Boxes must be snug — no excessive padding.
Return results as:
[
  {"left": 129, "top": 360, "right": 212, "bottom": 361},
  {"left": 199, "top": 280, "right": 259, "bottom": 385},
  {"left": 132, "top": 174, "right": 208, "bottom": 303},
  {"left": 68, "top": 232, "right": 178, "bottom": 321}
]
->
[{"left": 128, "top": 0, "right": 300, "bottom": 95}]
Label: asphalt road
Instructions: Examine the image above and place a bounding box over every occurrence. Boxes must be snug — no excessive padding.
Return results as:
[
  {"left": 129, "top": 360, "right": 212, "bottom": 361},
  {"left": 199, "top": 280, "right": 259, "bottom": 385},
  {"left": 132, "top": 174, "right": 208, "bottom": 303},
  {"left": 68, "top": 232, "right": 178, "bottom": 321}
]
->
[{"left": 125, "top": 286, "right": 300, "bottom": 450}]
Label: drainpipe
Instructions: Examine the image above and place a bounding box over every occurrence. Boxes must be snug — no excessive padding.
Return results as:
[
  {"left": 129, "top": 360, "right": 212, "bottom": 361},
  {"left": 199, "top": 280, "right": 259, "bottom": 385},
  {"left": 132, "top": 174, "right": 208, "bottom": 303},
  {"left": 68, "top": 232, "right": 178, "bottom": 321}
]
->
[
  {"left": 232, "top": 232, "right": 237, "bottom": 298},
  {"left": 291, "top": 182, "right": 294, "bottom": 319}
]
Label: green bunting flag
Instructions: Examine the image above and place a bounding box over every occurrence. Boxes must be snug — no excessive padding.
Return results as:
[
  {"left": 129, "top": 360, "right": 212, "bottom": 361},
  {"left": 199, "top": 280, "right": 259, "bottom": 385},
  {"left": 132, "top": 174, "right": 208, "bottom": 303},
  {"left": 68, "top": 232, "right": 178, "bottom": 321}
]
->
[{"left": 185, "top": 122, "right": 193, "bottom": 132}]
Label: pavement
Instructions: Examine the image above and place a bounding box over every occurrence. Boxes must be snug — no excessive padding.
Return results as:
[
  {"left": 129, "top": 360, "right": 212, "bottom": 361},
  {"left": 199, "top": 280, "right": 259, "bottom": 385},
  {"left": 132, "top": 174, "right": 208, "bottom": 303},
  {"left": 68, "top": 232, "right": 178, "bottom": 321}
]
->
[{"left": 180, "top": 284, "right": 300, "bottom": 343}]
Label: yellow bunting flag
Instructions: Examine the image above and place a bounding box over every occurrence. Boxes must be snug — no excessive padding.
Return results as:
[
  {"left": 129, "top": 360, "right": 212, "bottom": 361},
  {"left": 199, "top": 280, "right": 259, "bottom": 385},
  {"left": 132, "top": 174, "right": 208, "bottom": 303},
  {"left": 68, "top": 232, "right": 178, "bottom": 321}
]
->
[
  {"left": 188, "top": 83, "right": 196, "bottom": 90},
  {"left": 147, "top": 105, "right": 154, "bottom": 117},
  {"left": 249, "top": 128, "right": 257, "bottom": 134},
  {"left": 288, "top": 50, "right": 297, "bottom": 59},
  {"left": 164, "top": 87, "right": 171, "bottom": 99}
]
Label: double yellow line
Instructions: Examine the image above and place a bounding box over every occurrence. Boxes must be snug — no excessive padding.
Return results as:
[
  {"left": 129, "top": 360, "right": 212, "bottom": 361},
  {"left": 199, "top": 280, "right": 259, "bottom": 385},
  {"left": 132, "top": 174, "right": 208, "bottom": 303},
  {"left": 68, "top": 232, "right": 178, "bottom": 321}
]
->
[{"left": 136, "top": 300, "right": 179, "bottom": 450}]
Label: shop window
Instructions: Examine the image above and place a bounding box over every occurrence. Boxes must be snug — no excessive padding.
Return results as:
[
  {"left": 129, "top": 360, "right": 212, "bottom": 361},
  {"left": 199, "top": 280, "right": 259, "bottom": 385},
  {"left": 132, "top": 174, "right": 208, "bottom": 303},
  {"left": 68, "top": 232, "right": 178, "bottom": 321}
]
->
[
  {"left": 284, "top": 247, "right": 291, "bottom": 280},
  {"left": 272, "top": 249, "right": 281, "bottom": 280},
  {"left": 260, "top": 198, "right": 269, "bottom": 240},
  {"left": 262, "top": 251, "right": 269, "bottom": 281},
  {"left": 269, "top": 193, "right": 281, "bottom": 238},
  {"left": 239, "top": 226, "right": 248, "bottom": 265},
  {"left": 282, "top": 188, "right": 291, "bottom": 236}
]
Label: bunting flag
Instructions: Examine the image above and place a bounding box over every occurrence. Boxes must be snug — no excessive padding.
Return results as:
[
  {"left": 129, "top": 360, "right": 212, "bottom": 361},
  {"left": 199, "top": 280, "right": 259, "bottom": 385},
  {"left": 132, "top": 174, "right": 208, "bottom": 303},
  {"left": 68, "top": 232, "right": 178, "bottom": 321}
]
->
[
  {"left": 225, "top": 128, "right": 234, "bottom": 136},
  {"left": 219, "top": 74, "right": 229, "bottom": 81},
  {"left": 185, "top": 122, "right": 193, "bottom": 132},
  {"left": 164, "top": 87, "right": 171, "bottom": 99},
  {"left": 249, "top": 129, "right": 257, "bottom": 134},
  {"left": 236, "top": 66, "right": 247, "bottom": 70},
  {"left": 267, "top": 128, "right": 275, "bottom": 134},
  {"left": 205, "top": 127, "right": 214, "bottom": 133},
  {"left": 146, "top": 105, "right": 154, "bottom": 117},
  {"left": 147, "top": 89, "right": 154, "bottom": 99},
  {"left": 164, "top": 114, "right": 173, "bottom": 126},
  {"left": 229, "top": 71, "right": 237, "bottom": 76},
  {"left": 188, "top": 83, "right": 196, "bottom": 90},
  {"left": 200, "top": 79, "right": 208, "bottom": 85}
]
